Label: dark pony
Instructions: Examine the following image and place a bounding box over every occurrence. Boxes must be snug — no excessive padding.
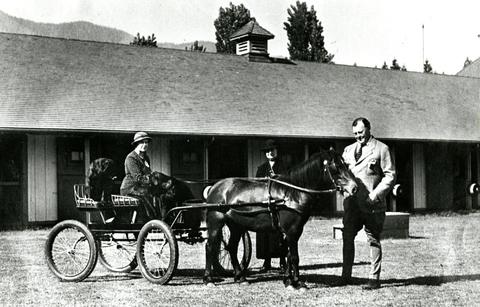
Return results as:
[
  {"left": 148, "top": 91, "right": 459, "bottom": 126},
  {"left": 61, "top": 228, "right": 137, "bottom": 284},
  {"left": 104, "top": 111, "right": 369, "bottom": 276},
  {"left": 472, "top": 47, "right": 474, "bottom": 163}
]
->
[{"left": 203, "top": 148, "right": 358, "bottom": 289}]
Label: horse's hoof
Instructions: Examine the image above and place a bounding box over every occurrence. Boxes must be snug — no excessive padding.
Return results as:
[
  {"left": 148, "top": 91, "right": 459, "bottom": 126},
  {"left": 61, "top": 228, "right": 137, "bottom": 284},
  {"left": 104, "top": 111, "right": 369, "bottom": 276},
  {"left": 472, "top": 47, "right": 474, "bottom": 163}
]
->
[
  {"left": 286, "top": 285, "right": 295, "bottom": 291},
  {"left": 206, "top": 282, "right": 216, "bottom": 287}
]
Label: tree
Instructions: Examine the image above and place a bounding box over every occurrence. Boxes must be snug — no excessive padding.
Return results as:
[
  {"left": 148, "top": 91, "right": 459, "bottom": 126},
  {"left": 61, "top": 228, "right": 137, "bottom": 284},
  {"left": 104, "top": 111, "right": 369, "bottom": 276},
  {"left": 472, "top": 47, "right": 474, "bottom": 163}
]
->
[
  {"left": 214, "top": 3, "right": 252, "bottom": 54},
  {"left": 401, "top": 65, "right": 407, "bottom": 71},
  {"left": 390, "top": 59, "right": 401, "bottom": 70},
  {"left": 283, "top": 1, "right": 334, "bottom": 63},
  {"left": 130, "top": 33, "right": 157, "bottom": 47},
  {"left": 381, "top": 61, "right": 388, "bottom": 69},
  {"left": 423, "top": 60, "right": 433, "bottom": 73}
]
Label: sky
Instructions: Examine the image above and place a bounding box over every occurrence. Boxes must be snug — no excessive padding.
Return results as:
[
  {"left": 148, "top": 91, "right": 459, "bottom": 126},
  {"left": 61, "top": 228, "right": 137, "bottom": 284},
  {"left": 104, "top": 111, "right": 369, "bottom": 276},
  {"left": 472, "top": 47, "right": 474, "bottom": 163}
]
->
[{"left": 1, "top": 0, "right": 480, "bottom": 74}]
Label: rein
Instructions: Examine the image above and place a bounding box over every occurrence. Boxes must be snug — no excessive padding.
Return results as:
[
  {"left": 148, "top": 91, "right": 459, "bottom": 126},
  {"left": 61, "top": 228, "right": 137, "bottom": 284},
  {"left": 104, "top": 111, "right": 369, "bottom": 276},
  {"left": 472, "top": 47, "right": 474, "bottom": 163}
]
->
[
  {"left": 264, "top": 178, "right": 337, "bottom": 194},
  {"left": 176, "top": 159, "right": 341, "bottom": 195}
]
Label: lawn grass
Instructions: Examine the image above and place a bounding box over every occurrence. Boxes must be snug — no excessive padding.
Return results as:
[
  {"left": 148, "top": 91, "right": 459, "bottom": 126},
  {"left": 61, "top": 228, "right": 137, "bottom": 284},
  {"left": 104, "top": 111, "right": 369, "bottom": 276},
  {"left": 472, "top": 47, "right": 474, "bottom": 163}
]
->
[{"left": 1, "top": 212, "right": 480, "bottom": 306}]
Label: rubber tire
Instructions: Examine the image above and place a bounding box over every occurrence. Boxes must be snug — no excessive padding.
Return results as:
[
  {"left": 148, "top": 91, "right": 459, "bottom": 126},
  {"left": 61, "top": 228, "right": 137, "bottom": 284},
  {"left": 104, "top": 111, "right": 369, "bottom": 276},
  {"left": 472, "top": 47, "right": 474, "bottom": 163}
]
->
[
  {"left": 136, "top": 220, "right": 178, "bottom": 284},
  {"left": 213, "top": 226, "right": 252, "bottom": 276},
  {"left": 97, "top": 233, "right": 138, "bottom": 273},
  {"left": 45, "top": 220, "right": 98, "bottom": 282}
]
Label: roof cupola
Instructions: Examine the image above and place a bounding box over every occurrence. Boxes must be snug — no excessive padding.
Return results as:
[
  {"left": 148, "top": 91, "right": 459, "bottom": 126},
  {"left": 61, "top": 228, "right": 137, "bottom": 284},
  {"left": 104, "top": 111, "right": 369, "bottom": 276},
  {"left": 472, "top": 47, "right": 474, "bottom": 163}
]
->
[{"left": 229, "top": 19, "right": 274, "bottom": 62}]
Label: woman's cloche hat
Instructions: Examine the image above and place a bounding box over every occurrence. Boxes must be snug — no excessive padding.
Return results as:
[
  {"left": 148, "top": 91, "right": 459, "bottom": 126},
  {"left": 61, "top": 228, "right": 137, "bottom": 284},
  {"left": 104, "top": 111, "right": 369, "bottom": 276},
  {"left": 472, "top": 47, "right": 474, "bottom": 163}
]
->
[
  {"left": 261, "top": 139, "right": 278, "bottom": 152},
  {"left": 132, "top": 131, "right": 152, "bottom": 145}
]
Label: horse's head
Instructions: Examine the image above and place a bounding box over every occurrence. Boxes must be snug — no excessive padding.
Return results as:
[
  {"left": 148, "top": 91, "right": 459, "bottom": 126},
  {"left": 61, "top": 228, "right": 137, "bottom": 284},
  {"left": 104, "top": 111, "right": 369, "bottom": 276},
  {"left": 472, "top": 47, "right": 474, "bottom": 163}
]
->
[{"left": 324, "top": 147, "right": 357, "bottom": 197}]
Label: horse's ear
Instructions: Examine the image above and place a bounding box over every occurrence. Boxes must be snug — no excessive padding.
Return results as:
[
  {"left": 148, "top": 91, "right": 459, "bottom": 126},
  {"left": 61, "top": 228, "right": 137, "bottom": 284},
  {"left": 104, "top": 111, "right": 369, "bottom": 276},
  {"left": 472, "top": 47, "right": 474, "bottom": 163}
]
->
[{"left": 329, "top": 146, "right": 335, "bottom": 153}]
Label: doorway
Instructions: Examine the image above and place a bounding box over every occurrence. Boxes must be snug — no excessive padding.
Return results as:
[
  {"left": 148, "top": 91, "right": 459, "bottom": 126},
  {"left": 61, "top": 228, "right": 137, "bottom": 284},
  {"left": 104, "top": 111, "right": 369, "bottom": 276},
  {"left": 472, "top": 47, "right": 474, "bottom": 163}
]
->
[
  {"left": 57, "top": 137, "right": 85, "bottom": 221},
  {"left": 208, "top": 138, "right": 248, "bottom": 180}
]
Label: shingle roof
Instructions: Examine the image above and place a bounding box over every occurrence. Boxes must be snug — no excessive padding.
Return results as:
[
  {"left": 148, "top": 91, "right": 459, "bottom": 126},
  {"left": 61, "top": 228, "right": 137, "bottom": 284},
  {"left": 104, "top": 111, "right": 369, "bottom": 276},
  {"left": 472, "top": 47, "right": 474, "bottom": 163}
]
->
[
  {"left": 0, "top": 33, "right": 479, "bottom": 142},
  {"left": 230, "top": 20, "right": 274, "bottom": 41}
]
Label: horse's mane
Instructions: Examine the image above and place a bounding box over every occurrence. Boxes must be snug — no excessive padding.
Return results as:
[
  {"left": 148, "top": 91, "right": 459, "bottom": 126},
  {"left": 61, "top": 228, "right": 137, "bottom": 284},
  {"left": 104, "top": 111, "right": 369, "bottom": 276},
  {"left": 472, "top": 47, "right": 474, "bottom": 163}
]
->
[{"left": 281, "top": 150, "right": 330, "bottom": 190}]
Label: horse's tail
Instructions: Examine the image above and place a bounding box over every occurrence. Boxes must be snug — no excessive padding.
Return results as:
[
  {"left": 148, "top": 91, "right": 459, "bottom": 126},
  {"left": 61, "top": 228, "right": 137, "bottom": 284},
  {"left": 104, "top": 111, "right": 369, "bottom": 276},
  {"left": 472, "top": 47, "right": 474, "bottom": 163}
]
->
[{"left": 203, "top": 185, "right": 212, "bottom": 200}]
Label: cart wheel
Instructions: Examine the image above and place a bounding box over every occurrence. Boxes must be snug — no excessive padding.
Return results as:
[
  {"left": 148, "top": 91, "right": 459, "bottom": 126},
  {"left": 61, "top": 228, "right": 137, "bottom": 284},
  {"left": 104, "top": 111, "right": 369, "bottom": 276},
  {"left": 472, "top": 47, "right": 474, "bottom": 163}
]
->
[
  {"left": 214, "top": 226, "right": 252, "bottom": 276},
  {"left": 45, "top": 220, "right": 98, "bottom": 282},
  {"left": 97, "top": 233, "right": 138, "bottom": 273},
  {"left": 136, "top": 220, "right": 178, "bottom": 284}
]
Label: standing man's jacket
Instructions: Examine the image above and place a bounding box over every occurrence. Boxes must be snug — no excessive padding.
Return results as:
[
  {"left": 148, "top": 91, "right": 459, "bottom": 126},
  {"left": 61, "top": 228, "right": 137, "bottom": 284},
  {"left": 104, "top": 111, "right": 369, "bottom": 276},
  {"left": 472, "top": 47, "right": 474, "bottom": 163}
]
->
[
  {"left": 120, "top": 151, "right": 152, "bottom": 196},
  {"left": 342, "top": 136, "right": 396, "bottom": 212}
]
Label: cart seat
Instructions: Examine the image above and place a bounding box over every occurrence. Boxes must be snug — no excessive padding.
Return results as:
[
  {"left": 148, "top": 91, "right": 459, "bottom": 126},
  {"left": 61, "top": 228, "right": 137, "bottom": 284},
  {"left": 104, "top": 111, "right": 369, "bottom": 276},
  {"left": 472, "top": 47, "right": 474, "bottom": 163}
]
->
[
  {"left": 111, "top": 195, "right": 141, "bottom": 208},
  {"left": 74, "top": 184, "right": 109, "bottom": 210}
]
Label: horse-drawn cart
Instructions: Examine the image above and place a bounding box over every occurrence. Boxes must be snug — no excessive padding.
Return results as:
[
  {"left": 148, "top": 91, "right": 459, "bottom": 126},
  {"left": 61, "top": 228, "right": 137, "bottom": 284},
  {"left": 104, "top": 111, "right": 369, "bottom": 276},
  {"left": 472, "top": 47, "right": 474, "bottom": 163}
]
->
[
  {"left": 44, "top": 183, "right": 252, "bottom": 285},
  {"left": 46, "top": 148, "right": 359, "bottom": 289}
]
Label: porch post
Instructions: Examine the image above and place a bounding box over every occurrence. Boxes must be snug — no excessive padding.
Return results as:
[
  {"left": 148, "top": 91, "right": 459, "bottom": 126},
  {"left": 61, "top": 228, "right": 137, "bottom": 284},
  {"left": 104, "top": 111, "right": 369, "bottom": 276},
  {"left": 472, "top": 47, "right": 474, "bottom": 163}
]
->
[
  {"left": 84, "top": 137, "right": 91, "bottom": 224},
  {"left": 466, "top": 149, "right": 473, "bottom": 210},
  {"left": 390, "top": 144, "right": 397, "bottom": 212},
  {"left": 412, "top": 143, "right": 427, "bottom": 210}
]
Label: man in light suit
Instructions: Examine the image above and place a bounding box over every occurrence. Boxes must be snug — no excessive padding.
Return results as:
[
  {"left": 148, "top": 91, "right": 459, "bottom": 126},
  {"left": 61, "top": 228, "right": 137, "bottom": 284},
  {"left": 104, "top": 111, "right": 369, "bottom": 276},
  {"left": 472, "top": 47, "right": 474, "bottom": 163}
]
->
[{"left": 340, "top": 117, "right": 396, "bottom": 290}]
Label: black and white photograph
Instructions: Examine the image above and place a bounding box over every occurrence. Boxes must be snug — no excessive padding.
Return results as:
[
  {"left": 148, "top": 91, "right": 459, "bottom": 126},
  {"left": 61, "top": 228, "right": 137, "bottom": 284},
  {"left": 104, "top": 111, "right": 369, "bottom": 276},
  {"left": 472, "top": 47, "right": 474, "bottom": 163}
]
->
[{"left": 0, "top": 0, "right": 479, "bottom": 305}]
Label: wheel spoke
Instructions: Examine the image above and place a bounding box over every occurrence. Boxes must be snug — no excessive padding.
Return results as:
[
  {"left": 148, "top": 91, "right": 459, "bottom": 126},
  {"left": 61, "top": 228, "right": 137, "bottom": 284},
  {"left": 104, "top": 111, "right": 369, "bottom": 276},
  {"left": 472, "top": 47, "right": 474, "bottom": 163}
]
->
[{"left": 49, "top": 227, "right": 92, "bottom": 277}]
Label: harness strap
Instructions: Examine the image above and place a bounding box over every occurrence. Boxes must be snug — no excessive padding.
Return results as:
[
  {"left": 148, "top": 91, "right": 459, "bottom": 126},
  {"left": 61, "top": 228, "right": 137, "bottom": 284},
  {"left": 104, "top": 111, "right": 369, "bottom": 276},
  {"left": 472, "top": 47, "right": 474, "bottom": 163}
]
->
[{"left": 267, "top": 180, "right": 285, "bottom": 235}]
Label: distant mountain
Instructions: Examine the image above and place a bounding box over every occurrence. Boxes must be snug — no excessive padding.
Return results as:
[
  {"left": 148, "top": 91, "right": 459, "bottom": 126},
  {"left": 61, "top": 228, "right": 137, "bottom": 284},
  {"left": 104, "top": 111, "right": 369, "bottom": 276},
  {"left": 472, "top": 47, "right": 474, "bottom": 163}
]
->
[
  {"left": 0, "top": 10, "right": 133, "bottom": 44},
  {"left": 0, "top": 10, "right": 217, "bottom": 52}
]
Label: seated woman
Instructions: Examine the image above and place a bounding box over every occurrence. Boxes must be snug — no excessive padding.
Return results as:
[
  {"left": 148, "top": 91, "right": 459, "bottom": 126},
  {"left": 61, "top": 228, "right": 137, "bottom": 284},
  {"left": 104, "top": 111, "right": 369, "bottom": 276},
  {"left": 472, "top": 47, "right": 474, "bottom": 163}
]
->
[{"left": 120, "top": 131, "right": 157, "bottom": 219}]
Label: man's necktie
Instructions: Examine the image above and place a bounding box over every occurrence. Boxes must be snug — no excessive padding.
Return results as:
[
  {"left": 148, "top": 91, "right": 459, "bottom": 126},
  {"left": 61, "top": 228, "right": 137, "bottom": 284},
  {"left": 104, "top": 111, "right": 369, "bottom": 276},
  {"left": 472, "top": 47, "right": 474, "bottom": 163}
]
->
[{"left": 355, "top": 144, "right": 364, "bottom": 161}]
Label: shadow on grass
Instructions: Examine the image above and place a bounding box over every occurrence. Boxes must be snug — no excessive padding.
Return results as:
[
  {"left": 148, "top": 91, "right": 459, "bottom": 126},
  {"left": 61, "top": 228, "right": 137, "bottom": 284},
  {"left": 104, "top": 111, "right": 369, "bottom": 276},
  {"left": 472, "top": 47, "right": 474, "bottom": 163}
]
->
[
  {"left": 301, "top": 273, "right": 480, "bottom": 288},
  {"left": 84, "top": 272, "right": 143, "bottom": 283},
  {"left": 407, "top": 235, "right": 426, "bottom": 239},
  {"left": 81, "top": 264, "right": 479, "bottom": 289},
  {"left": 382, "top": 274, "right": 480, "bottom": 287},
  {"left": 300, "top": 261, "right": 369, "bottom": 270}
]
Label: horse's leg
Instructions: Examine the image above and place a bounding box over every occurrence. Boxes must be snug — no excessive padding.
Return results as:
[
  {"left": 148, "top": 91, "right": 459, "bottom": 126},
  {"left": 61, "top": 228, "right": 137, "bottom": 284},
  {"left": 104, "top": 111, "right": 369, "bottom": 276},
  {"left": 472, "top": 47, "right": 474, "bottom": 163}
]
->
[
  {"left": 288, "top": 240, "right": 301, "bottom": 289},
  {"left": 204, "top": 211, "right": 224, "bottom": 286},
  {"left": 227, "top": 226, "right": 248, "bottom": 284},
  {"left": 283, "top": 228, "right": 306, "bottom": 290},
  {"left": 283, "top": 236, "right": 293, "bottom": 288}
]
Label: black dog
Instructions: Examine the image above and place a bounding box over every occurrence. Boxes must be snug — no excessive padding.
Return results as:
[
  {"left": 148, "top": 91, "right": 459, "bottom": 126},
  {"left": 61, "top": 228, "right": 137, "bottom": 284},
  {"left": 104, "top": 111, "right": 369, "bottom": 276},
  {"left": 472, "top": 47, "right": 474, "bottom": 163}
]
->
[{"left": 87, "top": 158, "right": 116, "bottom": 202}]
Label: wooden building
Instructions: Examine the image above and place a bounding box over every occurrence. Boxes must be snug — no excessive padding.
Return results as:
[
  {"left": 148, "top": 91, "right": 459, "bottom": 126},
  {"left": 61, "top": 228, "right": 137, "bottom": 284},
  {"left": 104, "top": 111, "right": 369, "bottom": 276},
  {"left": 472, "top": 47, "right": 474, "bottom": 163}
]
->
[{"left": 0, "top": 31, "right": 479, "bottom": 228}]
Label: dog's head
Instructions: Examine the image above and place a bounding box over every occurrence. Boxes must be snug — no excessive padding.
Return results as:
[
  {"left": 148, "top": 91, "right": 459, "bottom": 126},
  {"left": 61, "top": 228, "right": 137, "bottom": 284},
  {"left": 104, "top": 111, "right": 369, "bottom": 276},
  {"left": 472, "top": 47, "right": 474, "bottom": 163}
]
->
[
  {"left": 150, "top": 171, "right": 175, "bottom": 198},
  {"left": 88, "top": 158, "right": 115, "bottom": 181}
]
